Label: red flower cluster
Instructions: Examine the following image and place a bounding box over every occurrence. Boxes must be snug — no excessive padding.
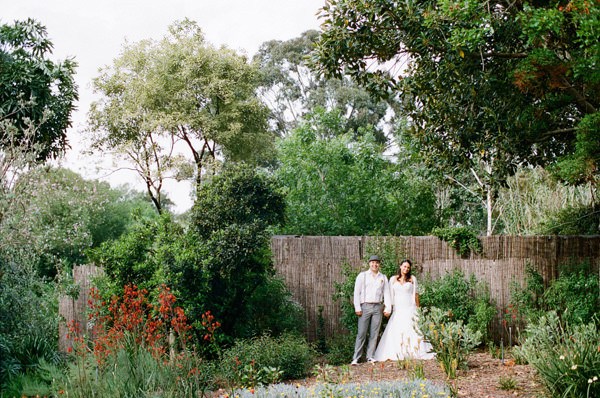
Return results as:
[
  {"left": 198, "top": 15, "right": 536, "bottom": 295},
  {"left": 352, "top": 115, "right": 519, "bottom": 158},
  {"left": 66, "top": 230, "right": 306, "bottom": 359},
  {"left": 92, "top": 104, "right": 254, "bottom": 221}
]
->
[
  {"left": 200, "top": 310, "right": 221, "bottom": 342},
  {"left": 69, "top": 284, "right": 192, "bottom": 367}
]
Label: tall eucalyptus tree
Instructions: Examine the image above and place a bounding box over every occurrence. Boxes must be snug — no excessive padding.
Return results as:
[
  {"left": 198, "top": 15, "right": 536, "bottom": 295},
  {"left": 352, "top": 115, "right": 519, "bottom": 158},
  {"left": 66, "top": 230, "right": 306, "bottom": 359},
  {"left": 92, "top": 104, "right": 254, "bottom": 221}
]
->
[{"left": 89, "top": 19, "right": 273, "bottom": 212}]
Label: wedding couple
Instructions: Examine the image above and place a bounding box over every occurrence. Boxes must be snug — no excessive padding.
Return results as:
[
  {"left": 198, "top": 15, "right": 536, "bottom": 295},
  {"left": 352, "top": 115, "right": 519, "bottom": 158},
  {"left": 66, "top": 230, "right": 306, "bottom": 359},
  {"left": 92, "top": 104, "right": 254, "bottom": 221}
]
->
[{"left": 350, "top": 255, "right": 435, "bottom": 365}]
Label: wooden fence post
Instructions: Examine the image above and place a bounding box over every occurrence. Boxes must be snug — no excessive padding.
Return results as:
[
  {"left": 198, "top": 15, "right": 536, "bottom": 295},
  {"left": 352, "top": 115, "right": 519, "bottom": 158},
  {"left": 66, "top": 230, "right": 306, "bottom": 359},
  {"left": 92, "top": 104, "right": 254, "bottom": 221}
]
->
[{"left": 58, "top": 264, "right": 103, "bottom": 353}]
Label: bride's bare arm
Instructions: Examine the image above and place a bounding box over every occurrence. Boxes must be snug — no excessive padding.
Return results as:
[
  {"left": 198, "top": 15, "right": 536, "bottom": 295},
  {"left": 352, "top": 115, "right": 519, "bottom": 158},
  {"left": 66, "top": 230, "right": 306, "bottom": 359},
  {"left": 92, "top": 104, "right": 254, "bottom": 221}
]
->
[{"left": 413, "top": 276, "right": 420, "bottom": 307}]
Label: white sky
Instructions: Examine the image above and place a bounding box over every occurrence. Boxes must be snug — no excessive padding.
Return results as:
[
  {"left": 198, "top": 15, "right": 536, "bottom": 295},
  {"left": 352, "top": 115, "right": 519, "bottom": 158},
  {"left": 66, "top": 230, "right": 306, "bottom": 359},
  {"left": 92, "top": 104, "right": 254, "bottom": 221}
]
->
[{"left": 2, "top": 0, "right": 325, "bottom": 212}]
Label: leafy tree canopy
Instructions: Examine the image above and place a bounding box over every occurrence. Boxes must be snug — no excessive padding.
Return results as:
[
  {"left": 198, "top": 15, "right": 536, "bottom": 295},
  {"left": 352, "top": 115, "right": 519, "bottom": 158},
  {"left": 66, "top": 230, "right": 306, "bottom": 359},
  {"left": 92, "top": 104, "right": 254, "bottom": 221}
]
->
[
  {"left": 274, "top": 108, "right": 438, "bottom": 236},
  {"left": 88, "top": 19, "right": 274, "bottom": 205},
  {"left": 254, "top": 30, "right": 394, "bottom": 142},
  {"left": 313, "top": 0, "right": 599, "bottom": 232},
  {"left": 0, "top": 18, "right": 77, "bottom": 161},
  {"left": 3, "top": 166, "right": 156, "bottom": 278}
]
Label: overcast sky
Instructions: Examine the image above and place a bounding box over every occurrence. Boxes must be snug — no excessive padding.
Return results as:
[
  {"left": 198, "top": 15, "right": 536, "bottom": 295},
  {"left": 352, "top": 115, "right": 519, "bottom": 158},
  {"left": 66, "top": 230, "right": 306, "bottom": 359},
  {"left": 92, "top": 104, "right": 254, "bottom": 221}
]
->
[{"left": 2, "top": 0, "right": 325, "bottom": 212}]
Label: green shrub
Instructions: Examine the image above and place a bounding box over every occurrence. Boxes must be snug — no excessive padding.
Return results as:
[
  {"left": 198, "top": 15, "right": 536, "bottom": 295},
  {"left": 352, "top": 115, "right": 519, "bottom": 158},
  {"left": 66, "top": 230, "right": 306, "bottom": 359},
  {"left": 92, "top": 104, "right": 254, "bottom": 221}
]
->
[
  {"left": 543, "top": 261, "right": 599, "bottom": 326},
  {"left": 324, "top": 333, "right": 355, "bottom": 366},
  {"left": 519, "top": 312, "right": 600, "bottom": 398},
  {"left": 468, "top": 289, "right": 498, "bottom": 343},
  {"left": 509, "top": 261, "right": 600, "bottom": 327},
  {"left": 219, "top": 333, "right": 317, "bottom": 384},
  {"left": 508, "top": 264, "right": 546, "bottom": 326},
  {"left": 0, "top": 259, "right": 61, "bottom": 391},
  {"left": 234, "top": 275, "right": 305, "bottom": 339},
  {"left": 431, "top": 226, "right": 482, "bottom": 257},
  {"left": 420, "top": 270, "right": 474, "bottom": 322},
  {"left": 420, "top": 269, "right": 495, "bottom": 341},
  {"left": 418, "top": 307, "right": 482, "bottom": 379}
]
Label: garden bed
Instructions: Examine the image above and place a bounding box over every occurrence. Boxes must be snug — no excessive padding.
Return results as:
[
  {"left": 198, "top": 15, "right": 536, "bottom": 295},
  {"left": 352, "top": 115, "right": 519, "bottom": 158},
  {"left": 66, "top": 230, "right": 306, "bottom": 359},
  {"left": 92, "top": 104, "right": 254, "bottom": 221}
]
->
[
  {"left": 337, "top": 351, "right": 545, "bottom": 397},
  {"left": 213, "top": 350, "right": 547, "bottom": 398}
]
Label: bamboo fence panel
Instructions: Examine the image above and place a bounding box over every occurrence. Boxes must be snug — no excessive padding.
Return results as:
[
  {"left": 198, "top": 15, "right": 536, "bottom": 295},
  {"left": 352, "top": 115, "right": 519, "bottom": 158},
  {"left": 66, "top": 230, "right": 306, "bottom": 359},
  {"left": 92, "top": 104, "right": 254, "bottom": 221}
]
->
[
  {"left": 57, "top": 236, "right": 599, "bottom": 348},
  {"left": 271, "top": 235, "right": 600, "bottom": 341},
  {"left": 58, "top": 264, "right": 104, "bottom": 352}
]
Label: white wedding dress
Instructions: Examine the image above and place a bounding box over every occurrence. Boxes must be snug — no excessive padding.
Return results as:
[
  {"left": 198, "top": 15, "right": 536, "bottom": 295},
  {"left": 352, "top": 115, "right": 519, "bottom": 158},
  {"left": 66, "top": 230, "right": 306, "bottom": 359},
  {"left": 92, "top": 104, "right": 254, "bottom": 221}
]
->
[{"left": 373, "top": 277, "right": 435, "bottom": 361}]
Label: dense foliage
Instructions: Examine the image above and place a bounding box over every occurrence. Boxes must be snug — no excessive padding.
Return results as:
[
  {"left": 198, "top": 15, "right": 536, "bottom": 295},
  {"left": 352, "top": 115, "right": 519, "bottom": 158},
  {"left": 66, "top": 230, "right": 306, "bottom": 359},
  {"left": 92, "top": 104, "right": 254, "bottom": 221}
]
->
[
  {"left": 0, "top": 19, "right": 78, "bottom": 162},
  {"left": 89, "top": 19, "right": 273, "bottom": 211},
  {"left": 275, "top": 109, "right": 438, "bottom": 236},
  {"left": 419, "top": 269, "right": 496, "bottom": 342},
  {"left": 509, "top": 261, "right": 600, "bottom": 327},
  {"left": 90, "top": 164, "right": 301, "bottom": 344},
  {"left": 11, "top": 167, "right": 155, "bottom": 278},
  {"left": 313, "top": 0, "right": 599, "bottom": 234},
  {"left": 0, "top": 166, "right": 156, "bottom": 390},
  {"left": 0, "top": 259, "right": 59, "bottom": 390},
  {"left": 219, "top": 333, "right": 317, "bottom": 382}
]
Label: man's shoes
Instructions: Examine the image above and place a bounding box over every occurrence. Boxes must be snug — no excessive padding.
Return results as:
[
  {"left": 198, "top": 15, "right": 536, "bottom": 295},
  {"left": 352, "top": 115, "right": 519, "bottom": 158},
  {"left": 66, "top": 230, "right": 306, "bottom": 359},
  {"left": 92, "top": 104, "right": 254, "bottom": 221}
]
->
[
  {"left": 350, "top": 359, "right": 359, "bottom": 366},
  {"left": 367, "top": 358, "right": 377, "bottom": 364}
]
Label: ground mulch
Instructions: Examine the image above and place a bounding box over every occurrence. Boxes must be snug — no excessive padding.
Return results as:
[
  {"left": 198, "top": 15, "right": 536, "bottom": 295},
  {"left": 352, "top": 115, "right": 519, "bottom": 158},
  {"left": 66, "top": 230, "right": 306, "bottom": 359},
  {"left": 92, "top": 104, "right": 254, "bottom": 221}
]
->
[
  {"left": 211, "top": 350, "right": 547, "bottom": 397},
  {"left": 293, "top": 351, "right": 547, "bottom": 398}
]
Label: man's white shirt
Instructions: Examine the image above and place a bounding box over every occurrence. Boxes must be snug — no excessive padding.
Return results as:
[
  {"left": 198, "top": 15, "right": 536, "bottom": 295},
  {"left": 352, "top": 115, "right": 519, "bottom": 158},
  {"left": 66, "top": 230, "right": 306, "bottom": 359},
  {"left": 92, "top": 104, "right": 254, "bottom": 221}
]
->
[{"left": 353, "top": 270, "right": 391, "bottom": 313}]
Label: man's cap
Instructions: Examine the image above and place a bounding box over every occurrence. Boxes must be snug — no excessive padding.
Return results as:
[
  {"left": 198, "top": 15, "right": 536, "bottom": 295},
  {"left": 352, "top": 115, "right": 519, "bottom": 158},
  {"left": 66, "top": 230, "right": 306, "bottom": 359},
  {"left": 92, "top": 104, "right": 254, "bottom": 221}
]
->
[{"left": 368, "top": 255, "right": 381, "bottom": 262}]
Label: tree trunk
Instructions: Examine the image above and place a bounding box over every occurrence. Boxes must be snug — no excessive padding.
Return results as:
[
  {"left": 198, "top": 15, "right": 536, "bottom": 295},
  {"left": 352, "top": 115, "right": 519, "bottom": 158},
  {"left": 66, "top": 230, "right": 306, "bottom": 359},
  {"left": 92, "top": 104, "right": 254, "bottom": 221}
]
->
[{"left": 486, "top": 186, "right": 493, "bottom": 236}]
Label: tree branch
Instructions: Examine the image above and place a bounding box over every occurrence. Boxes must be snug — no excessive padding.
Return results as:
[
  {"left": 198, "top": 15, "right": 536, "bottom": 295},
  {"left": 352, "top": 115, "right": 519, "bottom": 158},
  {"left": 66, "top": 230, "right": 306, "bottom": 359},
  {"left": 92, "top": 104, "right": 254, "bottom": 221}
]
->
[{"left": 560, "top": 76, "right": 597, "bottom": 114}]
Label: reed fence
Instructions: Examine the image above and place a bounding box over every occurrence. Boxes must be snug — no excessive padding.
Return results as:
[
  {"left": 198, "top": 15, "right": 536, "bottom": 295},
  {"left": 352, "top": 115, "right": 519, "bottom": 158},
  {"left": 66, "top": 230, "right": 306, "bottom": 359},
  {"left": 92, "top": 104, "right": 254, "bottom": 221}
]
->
[
  {"left": 58, "top": 235, "right": 600, "bottom": 350},
  {"left": 271, "top": 235, "right": 600, "bottom": 342}
]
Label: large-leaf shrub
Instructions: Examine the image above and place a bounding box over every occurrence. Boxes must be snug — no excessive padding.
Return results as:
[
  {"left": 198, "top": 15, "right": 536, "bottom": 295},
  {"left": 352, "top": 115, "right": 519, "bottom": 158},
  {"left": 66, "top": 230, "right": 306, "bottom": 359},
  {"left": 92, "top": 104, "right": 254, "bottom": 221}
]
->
[{"left": 418, "top": 307, "right": 482, "bottom": 379}]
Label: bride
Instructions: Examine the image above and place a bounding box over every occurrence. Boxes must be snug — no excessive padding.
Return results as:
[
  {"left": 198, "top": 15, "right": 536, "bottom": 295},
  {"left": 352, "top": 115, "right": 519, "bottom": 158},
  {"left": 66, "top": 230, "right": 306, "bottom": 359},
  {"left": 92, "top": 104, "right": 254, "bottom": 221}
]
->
[{"left": 373, "top": 259, "right": 435, "bottom": 361}]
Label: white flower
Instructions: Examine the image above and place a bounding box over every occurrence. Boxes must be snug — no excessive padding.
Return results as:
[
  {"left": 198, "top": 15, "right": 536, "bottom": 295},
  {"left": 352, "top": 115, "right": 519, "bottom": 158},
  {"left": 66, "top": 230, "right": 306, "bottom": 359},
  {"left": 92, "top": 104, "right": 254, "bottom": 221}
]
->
[
  {"left": 559, "top": 355, "right": 565, "bottom": 360},
  {"left": 571, "top": 365, "right": 578, "bottom": 370}
]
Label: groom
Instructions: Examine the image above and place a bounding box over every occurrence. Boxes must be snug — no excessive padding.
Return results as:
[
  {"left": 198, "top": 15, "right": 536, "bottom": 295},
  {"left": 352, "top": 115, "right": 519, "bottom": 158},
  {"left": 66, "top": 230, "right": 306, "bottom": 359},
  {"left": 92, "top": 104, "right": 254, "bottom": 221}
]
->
[{"left": 350, "top": 255, "right": 391, "bottom": 365}]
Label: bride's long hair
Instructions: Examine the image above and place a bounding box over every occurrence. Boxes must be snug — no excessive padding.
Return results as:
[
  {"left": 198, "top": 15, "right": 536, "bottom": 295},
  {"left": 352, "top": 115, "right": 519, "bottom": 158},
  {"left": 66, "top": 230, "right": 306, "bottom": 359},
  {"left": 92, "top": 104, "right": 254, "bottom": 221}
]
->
[{"left": 396, "top": 259, "right": 413, "bottom": 283}]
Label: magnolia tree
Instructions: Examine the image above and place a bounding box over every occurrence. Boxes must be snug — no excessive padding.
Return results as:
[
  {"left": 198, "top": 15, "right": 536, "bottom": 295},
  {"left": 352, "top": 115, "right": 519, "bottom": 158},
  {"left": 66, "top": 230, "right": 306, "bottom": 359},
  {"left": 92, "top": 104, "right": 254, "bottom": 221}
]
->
[
  {"left": 313, "top": 0, "right": 599, "bottom": 235},
  {"left": 0, "top": 18, "right": 77, "bottom": 164}
]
